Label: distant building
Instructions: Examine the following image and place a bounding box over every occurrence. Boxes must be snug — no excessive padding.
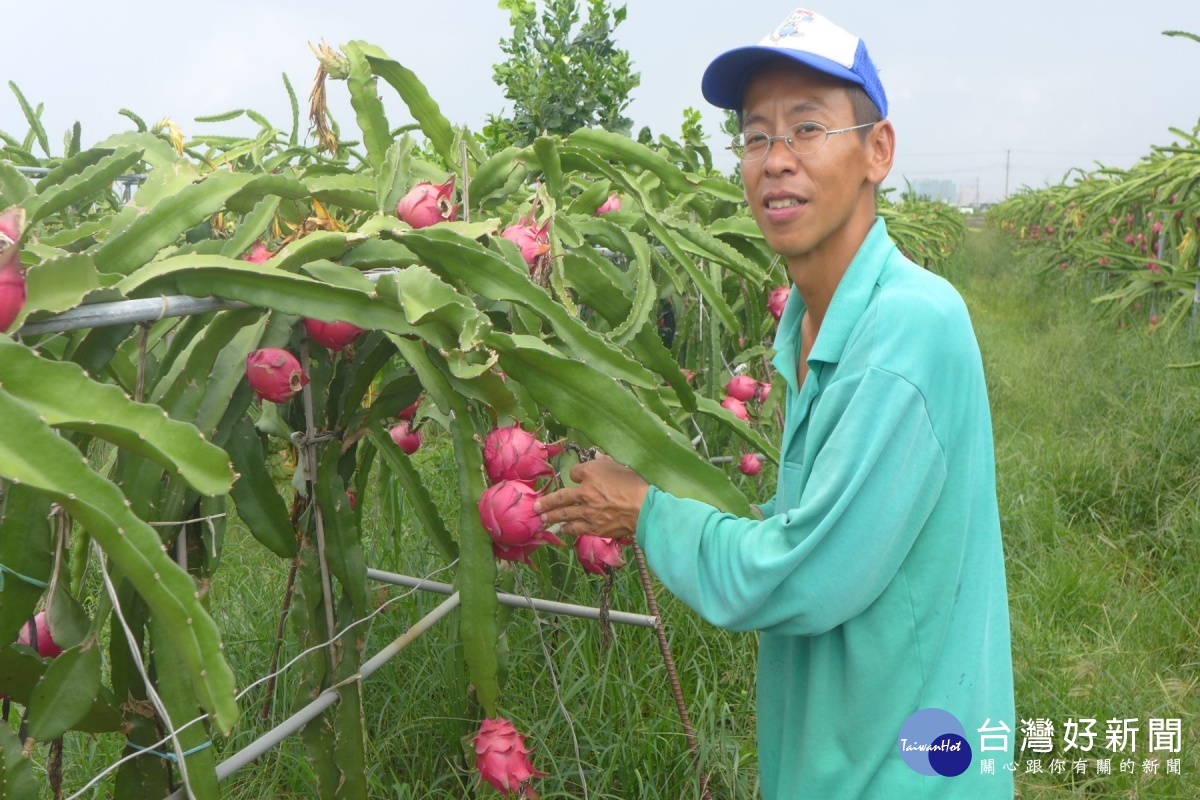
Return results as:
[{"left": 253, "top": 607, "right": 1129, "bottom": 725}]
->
[{"left": 909, "top": 179, "right": 956, "bottom": 204}]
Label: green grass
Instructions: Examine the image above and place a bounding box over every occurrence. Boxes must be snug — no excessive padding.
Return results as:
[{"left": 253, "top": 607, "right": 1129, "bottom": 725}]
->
[
  {"left": 20, "top": 228, "right": 1200, "bottom": 799},
  {"left": 947, "top": 230, "right": 1200, "bottom": 799}
]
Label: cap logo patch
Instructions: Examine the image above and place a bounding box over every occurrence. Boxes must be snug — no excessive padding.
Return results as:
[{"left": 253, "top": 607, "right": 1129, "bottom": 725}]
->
[{"left": 768, "top": 9, "right": 816, "bottom": 43}]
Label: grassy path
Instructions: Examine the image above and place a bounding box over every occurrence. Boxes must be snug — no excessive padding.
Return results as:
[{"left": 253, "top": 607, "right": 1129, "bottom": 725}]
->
[{"left": 948, "top": 229, "right": 1200, "bottom": 799}]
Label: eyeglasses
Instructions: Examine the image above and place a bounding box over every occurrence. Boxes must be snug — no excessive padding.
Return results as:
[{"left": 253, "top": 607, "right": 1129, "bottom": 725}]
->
[{"left": 729, "top": 121, "right": 878, "bottom": 160}]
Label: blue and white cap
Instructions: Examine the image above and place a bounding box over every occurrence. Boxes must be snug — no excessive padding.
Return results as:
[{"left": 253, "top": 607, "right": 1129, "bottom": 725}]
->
[{"left": 702, "top": 8, "right": 887, "bottom": 118}]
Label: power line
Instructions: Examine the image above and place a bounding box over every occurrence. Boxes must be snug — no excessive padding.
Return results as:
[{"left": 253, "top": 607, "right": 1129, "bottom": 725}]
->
[
  {"left": 899, "top": 148, "right": 1147, "bottom": 160},
  {"left": 896, "top": 164, "right": 1008, "bottom": 175}
]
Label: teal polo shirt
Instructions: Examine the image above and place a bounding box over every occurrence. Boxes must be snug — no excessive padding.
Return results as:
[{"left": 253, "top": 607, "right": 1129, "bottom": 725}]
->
[{"left": 637, "top": 218, "right": 1016, "bottom": 799}]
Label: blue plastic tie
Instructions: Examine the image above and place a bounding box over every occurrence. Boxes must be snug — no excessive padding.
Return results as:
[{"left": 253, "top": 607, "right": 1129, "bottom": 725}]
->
[
  {"left": 0, "top": 563, "right": 50, "bottom": 592},
  {"left": 125, "top": 740, "right": 212, "bottom": 763}
]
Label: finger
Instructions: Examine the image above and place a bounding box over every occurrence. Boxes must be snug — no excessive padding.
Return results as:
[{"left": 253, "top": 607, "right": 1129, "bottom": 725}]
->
[
  {"left": 539, "top": 503, "right": 581, "bottom": 526},
  {"left": 534, "top": 487, "right": 578, "bottom": 515},
  {"left": 568, "top": 459, "right": 592, "bottom": 484}
]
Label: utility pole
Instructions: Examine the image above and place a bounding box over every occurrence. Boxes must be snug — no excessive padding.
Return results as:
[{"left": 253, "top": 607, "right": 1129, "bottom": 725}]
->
[{"left": 1004, "top": 150, "right": 1011, "bottom": 199}]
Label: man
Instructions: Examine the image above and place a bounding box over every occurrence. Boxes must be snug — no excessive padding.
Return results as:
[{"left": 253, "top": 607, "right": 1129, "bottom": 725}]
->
[{"left": 535, "top": 8, "right": 1015, "bottom": 798}]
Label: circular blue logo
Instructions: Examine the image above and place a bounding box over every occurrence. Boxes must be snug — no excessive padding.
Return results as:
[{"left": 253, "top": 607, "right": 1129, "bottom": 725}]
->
[{"left": 898, "top": 708, "right": 973, "bottom": 777}]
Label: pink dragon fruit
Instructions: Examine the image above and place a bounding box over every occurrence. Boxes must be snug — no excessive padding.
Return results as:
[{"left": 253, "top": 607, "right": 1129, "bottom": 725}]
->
[
  {"left": 396, "top": 177, "right": 458, "bottom": 229},
  {"left": 246, "top": 348, "right": 308, "bottom": 403},
  {"left": 500, "top": 212, "right": 552, "bottom": 270},
  {"left": 755, "top": 381, "right": 772, "bottom": 403},
  {"left": 398, "top": 396, "right": 422, "bottom": 421},
  {"left": 724, "top": 375, "right": 758, "bottom": 402},
  {"left": 491, "top": 540, "right": 548, "bottom": 566},
  {"left": 244, "top": 241, "right": 273, "bottom": 264},
  {"left": 721, "top": 396, "right": 750, "bottom": 422},
  {"left": 474, "top": 717, "right": 545, "bottom": 798},
  {"left": 574, "top": 535, "right": 626, "bottom": 576},
  {"left": 0, "top": 206, "right": 28, "bottom": 332},
  {"left": 483, "top": 425, "right": 561, "bottom": 484},
  {"left": 389, "top": 421, "right": 422, "bottom": 455},
  {"left": 478, "top": 481, "right": 564, "bottom": 551},
  {"left": 303, "top": 318, "right": 365, "bottom": 350},
  {"left": 594, "top": 194, "right": 621, "bottom": 215},
  {"left": 16, "top": 612, "right": 63, "bottom": 658},
  {"left": 767, "top": 286, "right": 789, "bottom": 322},
  {"left": 739, "top": 453, "right": 763, "bottom": 476}
]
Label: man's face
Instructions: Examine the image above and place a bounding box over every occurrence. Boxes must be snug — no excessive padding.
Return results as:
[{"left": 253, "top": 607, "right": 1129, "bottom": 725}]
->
[{"left": 739, "top": 61, "right": 880, "bottom": 264}]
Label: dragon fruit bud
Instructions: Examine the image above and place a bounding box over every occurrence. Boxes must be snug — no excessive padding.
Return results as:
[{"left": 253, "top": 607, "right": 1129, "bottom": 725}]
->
[
  {"left": 1152, "top": 221, "right": 1163, "bottom": 235},
  {"left": 721, "top": 396, "right": 750, "bottom": 422},
  {"left": 755, "top": 382, "right": 772, "bottom": 403},
  {"left": 574, "top": 535, "right": 626, "bottom": 575},
  {"left": 501, "top": 215, "right": 552, "bottom": 270},
  {"left": 346, "top": 488, "right": 357, "bottom": 510},
  {"left": 767, "top": 286, "right": 789, "bottom": 322},
  {"left": 478, "top": 481, "right": 564, "bottom": 550},
  {"left": 303, "top": 318, "right": 365, "bottom": 350},
  {"left": 739, "top": 453, "right": 763, "bottom": 476},
  {"left": 389, "top": 421, "right": 423, "bottom": 455},
  {"left": 16, "top": 612, "right": 63, "bottom": 659},
  {"left": 246, "top": 348, "right": 308, "bottom": 403},
  {"left": 474, "top": 717, "right": 545, "bottom": 798},
  {"left": 483, "top": 424, "right": 559, "bottom": 484},
  {"left": 1150, "top": 313, "right": 1161, "bottom": 328},
  {"left": 724, "top": 375, "right": 758, "bottom": 402},
  {"left": 594, "top": 194, "right": 621, "bottom": 215},
  {"left": 399, "top": 396, "right": 422, "bottom": 421},
  {"left": 244, "top": 241, "right": 273, "bottom": 264},
  {"left": 396, "top": 177, "right": 458, "bottom": 229},
  {"left": 1124, "top": 235, "right": 1135, "bottom": 245},
  {"left": 0, "top": 206, "right": 28, "bottom": 332}
]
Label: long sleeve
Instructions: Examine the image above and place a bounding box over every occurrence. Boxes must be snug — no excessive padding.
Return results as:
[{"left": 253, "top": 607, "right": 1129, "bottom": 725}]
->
[
  {"left": 753, "top": 494, "right": 777, "bottom": 519},
  {"left": 637, "top": 366, "right": 947, "bottom": 636}
]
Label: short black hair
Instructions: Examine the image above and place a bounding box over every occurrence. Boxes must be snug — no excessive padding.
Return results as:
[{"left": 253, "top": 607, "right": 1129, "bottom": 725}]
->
[{"left": 846, "top": 85, "right": 883, "bottom": 131}]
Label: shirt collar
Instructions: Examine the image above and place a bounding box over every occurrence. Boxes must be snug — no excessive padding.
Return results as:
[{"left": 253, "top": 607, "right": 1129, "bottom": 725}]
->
[{"left": 769, "top": 216, "right": 893, "bottom": 389}]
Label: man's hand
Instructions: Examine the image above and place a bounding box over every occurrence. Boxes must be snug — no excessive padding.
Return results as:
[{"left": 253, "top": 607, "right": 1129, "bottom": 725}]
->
[{"left": 534, "top": 454, "right": 649, "bottom": 539}]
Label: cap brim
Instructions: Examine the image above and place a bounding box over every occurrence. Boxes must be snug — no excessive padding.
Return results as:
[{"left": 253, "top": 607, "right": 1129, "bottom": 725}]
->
[{"left": 701, "top": 46, "right": 866, "bottom": 111}]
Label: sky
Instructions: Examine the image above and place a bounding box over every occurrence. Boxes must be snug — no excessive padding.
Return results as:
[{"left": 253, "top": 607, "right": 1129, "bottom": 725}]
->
[{"left": 6, "top": 1, "right": 1200, "bottom": 205}]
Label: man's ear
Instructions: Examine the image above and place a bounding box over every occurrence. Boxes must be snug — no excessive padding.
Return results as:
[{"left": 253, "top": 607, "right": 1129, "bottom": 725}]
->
[{"left": 866, "top": 119, "right": 896, "bottom": 186}]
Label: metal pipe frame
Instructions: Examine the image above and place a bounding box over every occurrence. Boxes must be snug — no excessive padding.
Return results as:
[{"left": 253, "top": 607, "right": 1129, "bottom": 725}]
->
[
  {"left": 367, "top": 568, "right": 659, "bottom": 629},
  {"left": 162, "top": 592, "right": 462, "bottom": 800}
]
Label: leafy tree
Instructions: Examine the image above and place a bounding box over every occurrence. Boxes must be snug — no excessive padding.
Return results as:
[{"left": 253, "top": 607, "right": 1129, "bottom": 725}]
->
[{"left": 485, "top": 0, "right": 640, "bottom": 149}]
